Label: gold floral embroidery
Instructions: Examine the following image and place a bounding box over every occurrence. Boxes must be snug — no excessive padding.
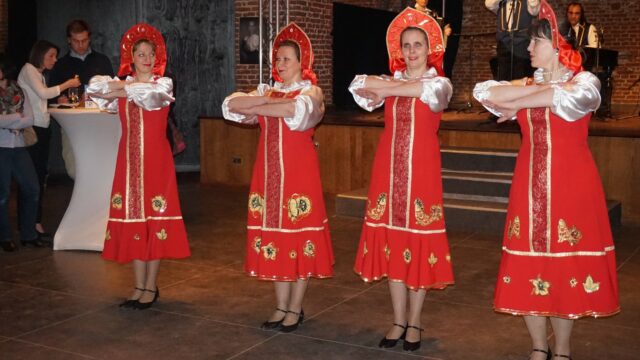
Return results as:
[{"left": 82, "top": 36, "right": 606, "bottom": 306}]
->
[
  {"left": 151, "top": 195, "right": 167, "bottom": 213},
  {"left": 403, "top": 249, "right": 411, "bottom": 264},
  {"left": 583, "top": 275, "right": 600, "bottom": 293},
  {"left": 569, "top": 278, "right": 578, "bottom": 288},
  {"left": 289, "top": 250, "right": 297, "bottom": 259},
  {"left": 508, "top": 216, "right": 521, "bottom": 240},
  {"left": 155, "top": 229, "right": 168, "bottom": 240},
  {"left": 303, "top": 240, "right": 316, "bottom": 257},
  {"left": 248, "top": 192, "right": 264, "bottom": 219},
  {"left": 252, "top": 236, "right": 262, "bottom": 254},
  {"left": 363, "top": 242, "right": 368, "bottom": 256},
  {"left": 367, "top": 193, "right": 387, "bottom": 220},
  {"left": 530, "top": 275, "right": 551, "bottom": 296},
  {"left": 445, "top": 253, "right": 451, "bottom": 262},
  {"left": 415, "top": 199, "right": 443, "bottom": 226},
  {"left": 105, "top": 229, "right": 111, "bottom": 241},
  {"left": 503, "top": 276, "right": 511, "bottom": 284},
  {"left": 111, "top": 193, "right": 123, "bottom": 210},
  {"left": 133, "top": 234, "right": 141, "bottom": 241},
  {"left": 558, "top": 219, "right": 582, "bottom": 246},
  {"left": 428, "top": 252, "right": 438, "bottom": 267},
  {"left": 287, "top": 194, "right": 312, "bottom": 223},
  {"left": 261, "top": 242, "right": 277, "bottom": 260},
  {"left": 384, "top": 244, "right": 391, "bottom": 260}
]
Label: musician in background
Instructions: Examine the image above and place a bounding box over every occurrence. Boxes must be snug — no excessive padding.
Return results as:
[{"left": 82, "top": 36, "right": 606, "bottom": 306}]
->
[
  {"left": 485, "top": 0, "right": 540, "bottom": 81},
  {"left": 561, "top": 2, "right": 599, "bottom": 48}
]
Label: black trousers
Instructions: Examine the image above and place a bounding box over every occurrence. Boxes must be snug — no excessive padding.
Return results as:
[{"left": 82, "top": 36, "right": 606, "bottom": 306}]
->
[{"left": 26, "top": 126, "right": 51, "bottom": 223}]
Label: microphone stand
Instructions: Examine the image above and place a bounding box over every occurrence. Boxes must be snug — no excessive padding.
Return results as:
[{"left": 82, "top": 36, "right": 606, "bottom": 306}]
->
[{"left": 507, "top": 0, "right": 516, "bottom": 80}]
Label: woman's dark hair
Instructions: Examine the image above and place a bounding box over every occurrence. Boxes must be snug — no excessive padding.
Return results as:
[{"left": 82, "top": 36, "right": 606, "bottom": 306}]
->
[
  {"left": 400, "top": 27, "right": 429, "bottom": 49},
  {"left": 528, "top": 19, "right": 578, "bottom": 50},
  {"left": 277, "top": 40, "right": 300, "bottom": 61},
  {"left": 27, "top": 40, "right": 59, "bottom": 68},
  {"left": 0, "top": 54, "right": 18, "bottom": 80}
]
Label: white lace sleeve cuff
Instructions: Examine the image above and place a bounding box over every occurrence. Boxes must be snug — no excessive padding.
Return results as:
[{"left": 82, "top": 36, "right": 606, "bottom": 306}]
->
[
  {"left": 419, "top": 76, "right": 453, "bottom": 113},
  {"left": 283, "top": 86, "right": 325, "bottom": 131},
  {"left": 551, "top": 71, "right": 601, "bottom": 122},
  {"left": 473, "top": 80, "right": 511, "bottom": 117},
  {"left": 87, "top": 75, "right": 119, "bottom": 111},
  {"left": 348, "top": 75, "right": 384, "bottom": 112},
  {"left": 124, "top": 77, "right": 175, "bottom": 111}
]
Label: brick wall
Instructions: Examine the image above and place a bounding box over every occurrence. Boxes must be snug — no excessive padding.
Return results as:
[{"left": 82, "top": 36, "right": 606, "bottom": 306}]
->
[
  {"left": 0, "top": 0, "right": 7, "bottom": 53},
  {"left": 232, "top": 1, "right": 640, "bottom": 106}
]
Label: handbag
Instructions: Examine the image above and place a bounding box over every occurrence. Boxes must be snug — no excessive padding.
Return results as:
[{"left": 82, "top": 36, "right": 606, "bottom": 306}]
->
[{"left": 22, "top": 126, "right": 38, "bottom": 147}]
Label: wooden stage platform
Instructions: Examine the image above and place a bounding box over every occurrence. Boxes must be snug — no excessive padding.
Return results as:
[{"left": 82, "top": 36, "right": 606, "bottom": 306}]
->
[{"left": 200, "top": 107, "right": 640, "bottom": 224}]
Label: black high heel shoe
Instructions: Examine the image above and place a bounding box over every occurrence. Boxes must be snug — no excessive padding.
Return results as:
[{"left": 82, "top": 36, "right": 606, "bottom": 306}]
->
[
  {"left": 20, "top": 239, "right": 47, "bottom": 248},
  {"left": 530, "top": 348, "right": 552, "bottom": 360},
  {"left": 279, "top": 309, "right": 304, "bottom": 333},
  {"left": 119, "top": 287, "right": 145, "bottom": 308},
  {"left": 378, "top": 323, "right": 407, "bottom": 348},
  {"left": 260, "top": 308, "right": 287, "bottom": 330},
  {"left": 134, "top": 288, "right": 159, "bottom": 310},
  {"left": 402, "top": 325, "right": 424, "bottom": 352}
]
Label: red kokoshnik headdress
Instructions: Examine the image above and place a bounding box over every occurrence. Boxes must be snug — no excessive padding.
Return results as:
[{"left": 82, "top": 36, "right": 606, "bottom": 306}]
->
[
  {"left": 386, "top": 7, "right": 445, "bottom": 76},
  {"left": 271, "top": 23, "right": 317, "bottom": 85},
  {"left": 538, "top": 0, "right": 583, "bottom": 74},
  {"left": 118, "top": 23, "right": 167, "bottom": 77}
]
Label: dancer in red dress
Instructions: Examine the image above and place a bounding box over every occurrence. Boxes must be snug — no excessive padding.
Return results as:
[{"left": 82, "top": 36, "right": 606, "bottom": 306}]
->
[
  {"left": 473, "top": 2, "right": 619, "bottom": 359},
  {"left": 349, "top": 7, "right": 454, "bottom": 352},
  {"left": 222, "top": 23, "right": 333, "bottom": 333},
  {"left": 88, "top": 23, "right": 190, "bottom": 310}
]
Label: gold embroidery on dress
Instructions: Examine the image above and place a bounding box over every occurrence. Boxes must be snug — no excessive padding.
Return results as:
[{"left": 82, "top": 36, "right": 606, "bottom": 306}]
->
[
  {"left": 428, "top": 252, "right": 438, "bottom": 267},
  {"left": 363, "top": 242, "right": 368, "bottom": 256},
  {"left": 248, "top": 192, "right": 264, "bottom": 219},
  {"left": 261, "top": 242, "right": 277, "bottom": 260},
  {"left": 503, "top": 276, "right": 511, "bottom": 284},
  {"left": 105, "top": 229, "right": 111, "bottom": 241},
  {"left": 558, "top": 219, "right": 582, "bottom": 246},
  {"left": 289, "top": 250, "right": 297, "bottom": 259},
  {"left": 111, "top": 193, "right": 123, "bottom": 210},
  {"left": 414, "top": 199, "right": 443, "bottom": 226},
  {"left": 569, "top": 278, "right": 578, "bottom": 288},
  {"left": 384, "top": 244, "right": 391, "bottom": 260},
  {"left": 151, "top": 195, "right": 167, "bottom": 213},
  {"left": 508, "top": 216, "right": 521, "bottom": 240},
  {"left": 156, "top": 228, "right": 168, "bottom": 240},
  {"left": 445, "top": 253, "right": 451, "bottom": 262},
  {"left": 583, "top": 275, "right": 600, "bottom": 293},
  {"left": 287, "top": 194, "right": 312, "bottom": 223},
  {"left": 530, "top": 275, "right": 551, "bottom": 296},
  {"left": 252, "top": 236, "right": 262, "bottom": 254},
  {"left": 303, "top": 240, "right": 316, "bottom": 257},
  {"left": 403, "top": 248, "right": 411, "bottom": 264},
  {"left": 367, "top": 193, "right": 387, "bottom": 220},
  {"left": 133, "top": 234, "right": 141, "bottom": 241}
]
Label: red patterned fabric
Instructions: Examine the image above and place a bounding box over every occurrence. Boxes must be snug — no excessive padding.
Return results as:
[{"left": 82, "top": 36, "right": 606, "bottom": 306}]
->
[
  {"left": 493, "top": 106, "right": 619, "bottom": 318},
  {"left": 354, "top": 95, "right": 454, "bottom": 290},
  {"left": 386, "top": 7, "right": 445, "bottom": 76},
  {"left": 244, "top": 89, "right": 333, "bottom": 280},
  {"left": 102, "top": 88, "right": 189, "bottom": 263},
  {"left": 538, "top": 0, "right": 583, "bottom": 74},
  {"left": 118, "top": 23, "right": 167, "bottom": 77},
  {"left": 271, "top": 23, "right": 317, "bottom": 85}
]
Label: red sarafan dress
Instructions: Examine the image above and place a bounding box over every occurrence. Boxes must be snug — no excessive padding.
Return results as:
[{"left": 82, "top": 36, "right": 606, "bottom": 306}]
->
[
  {"left": 475, "top": 70, "right": 620, "bottom": 319},
  {"left": 349, "top": 68, "right": 455, "bottom": 290},
  {"left": 88, "top": 75, "right": 190, "bottom": 263},
  {"left": 222, "top": 81, "right": 334, "bottom": 280}
]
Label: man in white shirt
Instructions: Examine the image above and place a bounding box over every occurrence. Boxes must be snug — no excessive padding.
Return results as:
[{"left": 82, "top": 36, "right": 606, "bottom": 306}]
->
[{"left": 562, "top": 2, "right": 599, "bottom": 48}]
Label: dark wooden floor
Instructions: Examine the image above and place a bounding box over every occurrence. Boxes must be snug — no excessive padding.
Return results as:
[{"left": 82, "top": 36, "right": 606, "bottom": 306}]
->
[{"left": 1, "top": 175, "right": 638, "bottom": 359}]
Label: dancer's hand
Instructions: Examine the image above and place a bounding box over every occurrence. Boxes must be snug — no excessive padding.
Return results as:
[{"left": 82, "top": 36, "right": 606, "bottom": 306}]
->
[{"left": 355, "top": 87, "right": 385, "bottom": 107}]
